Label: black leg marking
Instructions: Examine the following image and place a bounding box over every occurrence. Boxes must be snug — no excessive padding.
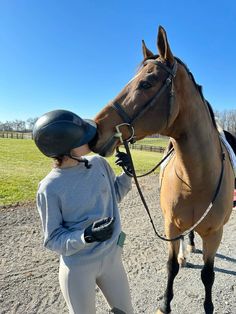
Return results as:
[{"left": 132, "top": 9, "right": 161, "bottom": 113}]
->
[
  {"left": 160, "top": 254, "right": 179, "bottom": 313},
  {"left": 188, "top": 231, "right": 195, "bottom": 247},
  {"left": 201, "top": 261, "right": 215, "bottom": 314}
]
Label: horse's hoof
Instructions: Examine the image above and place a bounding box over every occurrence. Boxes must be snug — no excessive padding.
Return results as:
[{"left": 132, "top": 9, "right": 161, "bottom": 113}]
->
[
  {"left": 178, "top": 256, "right": 187, "bottom": 267},
  {"left": 187, "top": 244, "right": 196, "bottom": 253}
]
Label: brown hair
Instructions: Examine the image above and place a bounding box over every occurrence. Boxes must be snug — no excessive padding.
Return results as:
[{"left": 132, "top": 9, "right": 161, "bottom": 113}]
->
[{"left": 53, "top": 156, "right": 65, "bottom": 168}]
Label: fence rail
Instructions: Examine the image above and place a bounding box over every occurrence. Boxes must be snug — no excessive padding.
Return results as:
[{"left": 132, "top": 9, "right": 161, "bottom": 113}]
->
[
  {"left": 0, "top": 132, "right": 33, "bottom": 139},
  {"left": 130, "top": 143, "right": 165, "bottom": 153},
  {"left": 0, "top": 132, "right": 167, "bottom": 153}
]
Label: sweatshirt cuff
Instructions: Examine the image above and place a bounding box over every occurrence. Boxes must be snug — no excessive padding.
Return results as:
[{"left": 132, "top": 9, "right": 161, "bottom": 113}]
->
[
  {"left": 81, "top": 232, "right": 87, "bottom": 245},
  {"left": 69, "top": 230, "right": 87, "bottom": 250}
]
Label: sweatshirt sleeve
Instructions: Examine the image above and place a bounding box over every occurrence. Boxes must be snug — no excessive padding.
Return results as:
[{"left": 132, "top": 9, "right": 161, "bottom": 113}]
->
[
  {"left": 114, "top": 172, "right": 132, "bottom": 203},
  {"left": 36, "top": 188, "right": 87, "bottom": 256},
  {"left": 101, "top": 158, "right": 132, "bottom": 203}
]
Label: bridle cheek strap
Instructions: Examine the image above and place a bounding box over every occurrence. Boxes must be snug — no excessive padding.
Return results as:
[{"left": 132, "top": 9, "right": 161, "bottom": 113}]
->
[
  {"left": 111, "top": 59, "right": 178, "bottom": 140},
  {"left": 112, "top": 103, "right": 132, "bottom": 124}
]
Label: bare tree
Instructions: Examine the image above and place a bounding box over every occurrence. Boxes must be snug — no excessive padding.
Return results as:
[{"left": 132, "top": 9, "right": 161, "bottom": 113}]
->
[
  {"left": 215, "top": 109, "right": 236, "bottom": 136},
  {"left": 0, "top": 118, "right": 38, "bottom": 132},
  {"left": 26, "top": 117, "right": 38, "bottom": 131},
  {"left": 2, "top": 121, "right": 13, "bottom": 131},
  {"left": 12, "top": 120, "right": 26, "bottom": 132}
]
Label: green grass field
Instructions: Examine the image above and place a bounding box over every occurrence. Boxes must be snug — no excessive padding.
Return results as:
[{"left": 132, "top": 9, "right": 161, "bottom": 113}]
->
[{"left": 0, "top": 138, "right": 166, "bottom": 206}]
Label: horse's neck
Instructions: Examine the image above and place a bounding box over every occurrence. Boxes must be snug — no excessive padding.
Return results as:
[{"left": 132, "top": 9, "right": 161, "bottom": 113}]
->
[{"left": 170, "top": 100, "right": 221, "bottom": 186}]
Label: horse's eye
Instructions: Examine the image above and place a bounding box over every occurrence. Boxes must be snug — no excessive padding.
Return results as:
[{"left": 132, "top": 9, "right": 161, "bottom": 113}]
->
[{"left": 139, "top": 81, "right": 152, "bottom": 89}]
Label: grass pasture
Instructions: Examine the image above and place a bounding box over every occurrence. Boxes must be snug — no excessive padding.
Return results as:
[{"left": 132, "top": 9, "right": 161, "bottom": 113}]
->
[
  {"left": 0, "top": 138, "right": 166, "bottom": 206},
  {"left": 0, "top": 138, "right": 52, "bottom": 206}
]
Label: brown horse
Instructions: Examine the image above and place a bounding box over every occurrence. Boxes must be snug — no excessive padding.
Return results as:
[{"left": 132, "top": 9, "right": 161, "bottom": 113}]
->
[{"left": 90, "top": 26, "right": 234, "bottom": 314}]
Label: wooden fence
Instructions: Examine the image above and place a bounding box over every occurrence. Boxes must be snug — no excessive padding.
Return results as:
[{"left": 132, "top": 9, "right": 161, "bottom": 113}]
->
[
  {"left": 0, "top": 132, "right": 33, "bottom": 139},
  {"left": 0, "top": 132, "right": 166, "bottom": 153},
  {"left": 130, "top": 143, "right": 165, "bottom": 153}
]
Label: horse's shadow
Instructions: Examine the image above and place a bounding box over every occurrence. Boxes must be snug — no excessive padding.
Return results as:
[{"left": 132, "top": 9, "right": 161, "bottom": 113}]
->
[{"left": 186, "top": 249, "right": 236, "bottom": 276}]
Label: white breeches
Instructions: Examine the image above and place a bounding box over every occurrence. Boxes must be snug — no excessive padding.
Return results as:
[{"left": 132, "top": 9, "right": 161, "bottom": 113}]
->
[{"left": 59, "top": 246, "right": 134, "bottom": 314}]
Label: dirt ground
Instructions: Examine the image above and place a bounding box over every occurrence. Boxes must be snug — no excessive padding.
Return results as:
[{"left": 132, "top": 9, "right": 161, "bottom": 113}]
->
[{"left": 0, "top": 175, "right": 235, "bottom": 314}]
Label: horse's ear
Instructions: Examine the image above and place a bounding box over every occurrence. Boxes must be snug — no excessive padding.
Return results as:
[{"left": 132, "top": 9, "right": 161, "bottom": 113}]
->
[
  {"left": 142, "top": 40, "right": 154, "bottom": 59},
  {"left": 157, "top": 26, "right": 174, "bottom": 64}
]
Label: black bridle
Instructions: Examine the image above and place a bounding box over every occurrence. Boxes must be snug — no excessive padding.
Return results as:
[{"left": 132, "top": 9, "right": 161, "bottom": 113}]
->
[
  {"left": 112, "top": 59, "right": 178, "bottom": 134},
  {"left": 112, "top": 58, "right": 185, "bottom": 241},
  {"left": 97, "top": 59, "right": 178, "bottom": 157},
  {"left": 110, "top": 58, "right": 225, "bottom": 242},
  {"left": 97, "top": 59, "right": 177, "bottom": 156}
]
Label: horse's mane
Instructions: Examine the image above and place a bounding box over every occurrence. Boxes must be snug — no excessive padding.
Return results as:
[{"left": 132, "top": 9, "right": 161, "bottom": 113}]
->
[{"left": 141, "top": 55, "right": 217, "bottom": 129}]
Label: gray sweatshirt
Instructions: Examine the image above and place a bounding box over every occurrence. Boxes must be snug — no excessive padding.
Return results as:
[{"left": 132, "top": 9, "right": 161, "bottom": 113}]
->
[{"left": 36, "top": 155, "right": 132, "bottom": 266}]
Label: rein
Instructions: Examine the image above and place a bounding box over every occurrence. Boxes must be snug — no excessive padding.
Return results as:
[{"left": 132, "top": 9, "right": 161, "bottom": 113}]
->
[
  {"left": 118, "top": 138, "right": 225, "bottom": 242},
  {"left": 111, "top": 58, "right": 226, "bottom": 242},
  {"left": 115, "top": 123, "right": 174, "bottom": 178}
]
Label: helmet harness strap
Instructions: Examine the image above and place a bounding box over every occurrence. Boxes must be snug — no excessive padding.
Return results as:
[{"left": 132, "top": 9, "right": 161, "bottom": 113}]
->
[{"left": 68, "top": 155, "right": 92, "bottom": 169}]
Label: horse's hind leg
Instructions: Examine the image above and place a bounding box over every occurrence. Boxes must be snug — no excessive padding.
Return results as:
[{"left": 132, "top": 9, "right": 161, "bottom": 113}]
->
[
  {"left": 201, "top": 227, "right": 223, "bottom": 314},
  {"left": 178, "top": 232, "right": 196, "bottom": 267},
  {"left": 177, "top": 236, "right": 187, "bottom": 267},
  {"left": 157, "top": 225, "right": 180, "bottom": 314},
  {"left": 187, "top": 231, "right": 196, "bottom": 253}
]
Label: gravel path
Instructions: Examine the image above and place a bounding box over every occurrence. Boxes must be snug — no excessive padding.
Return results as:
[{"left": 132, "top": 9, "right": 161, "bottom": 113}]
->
[{"left": 1, "top": 175, "right": 235, "bottom": 314}]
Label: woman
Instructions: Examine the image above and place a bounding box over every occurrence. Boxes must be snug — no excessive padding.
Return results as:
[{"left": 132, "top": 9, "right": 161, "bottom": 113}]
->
[{"left": 33, "top": 109, "right": 134, "bottom": 314}]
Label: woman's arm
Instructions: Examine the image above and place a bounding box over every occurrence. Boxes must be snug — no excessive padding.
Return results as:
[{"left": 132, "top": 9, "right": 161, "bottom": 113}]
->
[
  {"left": 37, "top": 190, "right": 87, "bottom": 256},
  {"left": 114, "top": 172, "right": 132, "bottom": 203},
  {"left": 100, "top": 157, "right": 132, "bottom": 203}
]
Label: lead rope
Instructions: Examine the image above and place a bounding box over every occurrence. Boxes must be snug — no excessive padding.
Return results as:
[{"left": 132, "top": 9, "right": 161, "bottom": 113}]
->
[{"left": 121, "top": 139, "right": 225, "bottom": 242}]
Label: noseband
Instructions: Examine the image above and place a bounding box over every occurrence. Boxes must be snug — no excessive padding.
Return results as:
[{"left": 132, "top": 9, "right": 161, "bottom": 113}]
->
[{"left": 112, "top": 59, "right": 178, "bottom": 143}]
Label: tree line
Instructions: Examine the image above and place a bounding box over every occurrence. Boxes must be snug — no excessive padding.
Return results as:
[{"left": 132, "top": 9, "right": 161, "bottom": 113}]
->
[
  {"left": 215, "top": 110, "right": 236, "bottom": 136},
  {"left": 0, "top": 110, "right": 235, "bottom": 135},
  {"left": 0, "top": 117, "right": 38, "bottom": 132}
]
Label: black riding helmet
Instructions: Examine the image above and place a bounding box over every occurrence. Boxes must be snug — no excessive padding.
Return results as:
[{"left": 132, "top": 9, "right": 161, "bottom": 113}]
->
[{"left": 33, "top": 110, "right": 97, "bottom": 157}]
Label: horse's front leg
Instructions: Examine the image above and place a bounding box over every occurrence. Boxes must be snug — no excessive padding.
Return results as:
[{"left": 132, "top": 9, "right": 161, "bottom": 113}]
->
[
  {"left": 200, "top": 227, "right": 223, "bottom": 314},
  {"left": 157, "top": 224, "right": 180, "bottom": 314}
]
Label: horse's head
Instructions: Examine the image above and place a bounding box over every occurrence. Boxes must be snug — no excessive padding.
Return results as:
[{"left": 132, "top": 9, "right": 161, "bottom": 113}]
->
[{"left": 90, "top": 26, "right": 181, "bottom": 156}]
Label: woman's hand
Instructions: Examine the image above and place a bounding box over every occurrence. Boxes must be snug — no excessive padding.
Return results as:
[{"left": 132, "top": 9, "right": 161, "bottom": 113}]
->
[
  {"left": 115, "top": 151, "right": 133, "bottom": 174},
  {"left": 84, "top": 217, "right": 115, "bottom": 243}
]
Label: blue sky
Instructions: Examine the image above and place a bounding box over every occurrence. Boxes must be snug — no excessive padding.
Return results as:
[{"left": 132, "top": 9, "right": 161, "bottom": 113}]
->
[{"left": 0, "top": 0, "right": 235, "bottom": 122}]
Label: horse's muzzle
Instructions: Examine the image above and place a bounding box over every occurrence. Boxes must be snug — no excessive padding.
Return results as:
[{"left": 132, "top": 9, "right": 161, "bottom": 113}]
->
[{"left": 89, "top": 134, "right": 119, "bottom": 157}]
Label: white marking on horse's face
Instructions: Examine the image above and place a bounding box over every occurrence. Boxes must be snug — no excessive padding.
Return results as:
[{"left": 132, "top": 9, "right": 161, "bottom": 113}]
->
[{"left": 126, "top": 70, "right": 143, "bottom": 85}]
